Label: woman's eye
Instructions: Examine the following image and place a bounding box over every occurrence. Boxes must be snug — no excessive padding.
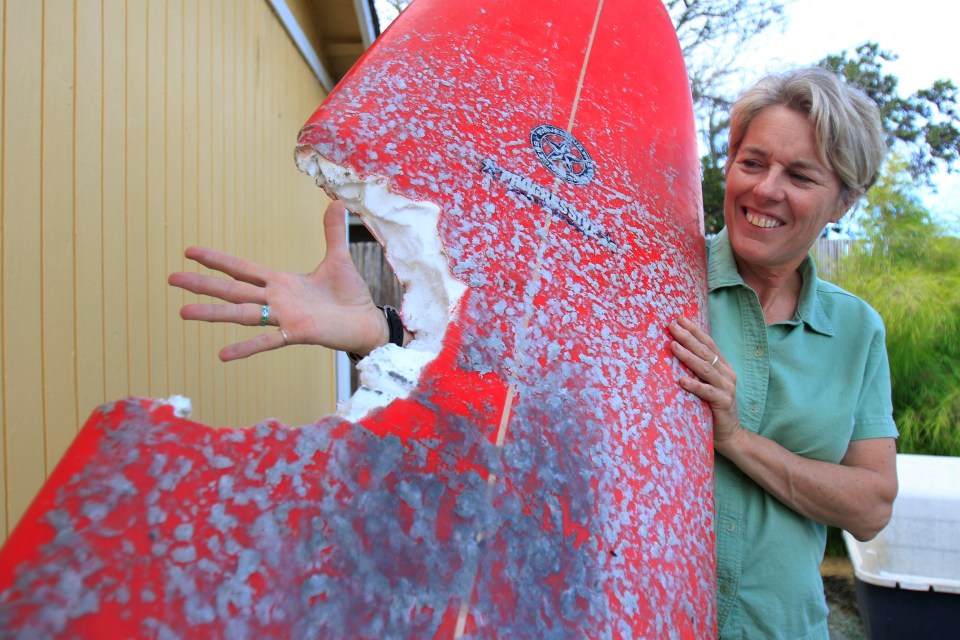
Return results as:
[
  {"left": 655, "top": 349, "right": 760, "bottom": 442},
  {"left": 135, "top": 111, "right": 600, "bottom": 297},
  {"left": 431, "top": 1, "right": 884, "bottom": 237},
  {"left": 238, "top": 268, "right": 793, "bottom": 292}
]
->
[{"left": 790, "top": 172, "right": 813, "bottom": 183}]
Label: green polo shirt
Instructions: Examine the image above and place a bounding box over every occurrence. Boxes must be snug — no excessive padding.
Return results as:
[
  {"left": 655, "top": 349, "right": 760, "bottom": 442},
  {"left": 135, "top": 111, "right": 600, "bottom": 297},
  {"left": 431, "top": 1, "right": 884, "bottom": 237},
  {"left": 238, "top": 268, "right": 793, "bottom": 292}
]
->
[{"left": 708, "top": 229, "right": 897, "bottom": 639}]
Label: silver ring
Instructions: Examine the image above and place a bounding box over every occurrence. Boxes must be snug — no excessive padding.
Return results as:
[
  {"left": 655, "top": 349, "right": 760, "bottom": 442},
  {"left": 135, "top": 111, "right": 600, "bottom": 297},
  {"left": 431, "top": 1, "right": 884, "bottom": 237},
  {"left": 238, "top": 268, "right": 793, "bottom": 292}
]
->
[
  {"left": 279, "top": 328, "right": 290, "bottom": 346},
  {"left": 260, "top": 305, "right": 270, "bottom": 326},
  {"left": 710, "top": 354, "right": 719, "bottom": 366}
]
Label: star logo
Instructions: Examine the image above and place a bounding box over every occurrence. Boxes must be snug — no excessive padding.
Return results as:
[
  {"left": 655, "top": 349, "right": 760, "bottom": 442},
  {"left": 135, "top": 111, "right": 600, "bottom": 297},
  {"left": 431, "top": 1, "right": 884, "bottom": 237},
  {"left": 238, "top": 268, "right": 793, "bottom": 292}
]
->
[{"left": 530, "top": 124, "right": 595, "bottom": 185}]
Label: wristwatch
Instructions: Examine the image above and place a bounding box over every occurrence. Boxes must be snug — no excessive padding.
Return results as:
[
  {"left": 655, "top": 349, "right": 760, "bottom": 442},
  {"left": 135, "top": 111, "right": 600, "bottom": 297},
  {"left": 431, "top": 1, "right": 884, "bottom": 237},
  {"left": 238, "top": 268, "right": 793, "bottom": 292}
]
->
[{"left": 348, "top": 305, "right": 404, "bottom": 363}]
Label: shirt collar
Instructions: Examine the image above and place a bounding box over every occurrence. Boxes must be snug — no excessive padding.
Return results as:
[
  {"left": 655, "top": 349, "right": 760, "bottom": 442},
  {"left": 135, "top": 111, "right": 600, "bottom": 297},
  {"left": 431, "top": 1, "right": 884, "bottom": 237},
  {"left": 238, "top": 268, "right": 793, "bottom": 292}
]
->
[{"left": 707, "top": 228, "right": 835, "bottom": 336}]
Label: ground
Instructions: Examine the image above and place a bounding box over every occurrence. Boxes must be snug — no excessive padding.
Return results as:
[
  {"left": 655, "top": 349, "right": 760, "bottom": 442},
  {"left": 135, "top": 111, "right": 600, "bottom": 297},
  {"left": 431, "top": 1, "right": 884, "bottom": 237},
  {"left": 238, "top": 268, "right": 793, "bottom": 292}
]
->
[{"left": 822, "top": 556, "right": 867, "bottom": 640}]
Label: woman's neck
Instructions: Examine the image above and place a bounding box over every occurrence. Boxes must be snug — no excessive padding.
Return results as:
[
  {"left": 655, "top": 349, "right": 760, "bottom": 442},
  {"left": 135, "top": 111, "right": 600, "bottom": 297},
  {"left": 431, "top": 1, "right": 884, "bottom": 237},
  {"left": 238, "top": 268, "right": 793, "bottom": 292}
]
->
[{"left": 736, "top": 258, "right": 804, "bottom": 325}]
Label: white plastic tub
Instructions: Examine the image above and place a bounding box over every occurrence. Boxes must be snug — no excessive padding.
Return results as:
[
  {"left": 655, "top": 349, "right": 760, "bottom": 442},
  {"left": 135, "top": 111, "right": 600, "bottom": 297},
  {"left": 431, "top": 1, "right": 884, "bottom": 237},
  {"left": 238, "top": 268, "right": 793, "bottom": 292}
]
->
[{"left": 843, "top": 454, "right": 960, "bottom": 639}]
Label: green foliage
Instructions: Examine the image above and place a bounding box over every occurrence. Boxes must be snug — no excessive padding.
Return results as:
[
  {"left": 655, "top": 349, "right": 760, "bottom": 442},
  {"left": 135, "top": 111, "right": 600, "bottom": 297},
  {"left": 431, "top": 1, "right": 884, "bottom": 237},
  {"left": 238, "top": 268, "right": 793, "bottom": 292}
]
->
[
  {"left": 700, "top": 155, "right": 726, "bottom": 234},
  {"left": 837, "top": 158, "right": 960, "bottom": 456}
]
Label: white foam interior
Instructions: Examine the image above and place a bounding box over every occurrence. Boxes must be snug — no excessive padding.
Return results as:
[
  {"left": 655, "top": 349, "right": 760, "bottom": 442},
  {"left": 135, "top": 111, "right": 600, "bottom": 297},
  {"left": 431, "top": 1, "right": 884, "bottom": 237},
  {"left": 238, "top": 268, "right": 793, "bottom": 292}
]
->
[{"left": 295, "top": 149, "right": 468, "bottom": 421}]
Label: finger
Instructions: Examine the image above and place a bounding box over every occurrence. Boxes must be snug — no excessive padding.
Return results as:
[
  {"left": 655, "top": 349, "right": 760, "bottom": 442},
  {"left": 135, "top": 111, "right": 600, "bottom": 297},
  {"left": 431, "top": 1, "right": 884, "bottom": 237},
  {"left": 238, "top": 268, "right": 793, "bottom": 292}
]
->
[
  {"left": 169, "top": 272, "right": 265, "bottom": 305},
  {"left": 180, "top": 303, "right": 272, "bottom": 327},
  {"left": 677, "top": 316, "right": 720, "bottom": 351},
  {"left": 322, "top": 200, "right": 351, "bottom": 260},
  {"left": 219, "top": 331, "right": 287, "bottom": 362},
  {"left": 670, "top": 339, "right": 720, "bottom": 380},
  {"left": 183, "top": 246, "right": 270, "bottom": 286},
  {"left": 677, "top": 373, "right": 729, "bottom": 405},
  {"left": 670, "top": 318, "right": 722, "bottom": 365}
]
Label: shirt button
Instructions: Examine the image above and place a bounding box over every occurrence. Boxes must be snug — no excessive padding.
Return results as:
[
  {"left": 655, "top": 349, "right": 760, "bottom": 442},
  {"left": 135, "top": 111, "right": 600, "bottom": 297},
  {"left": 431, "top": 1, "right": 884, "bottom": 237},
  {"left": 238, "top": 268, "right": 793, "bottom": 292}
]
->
[
  {"left": 750, "top": 402, "right": 760, "bottom": 415},
  {"left": 720, "top": 584, "right": 732, "bottom": 595},
  {"left": 726, "top": 522, "right": 736, "bottom": 533},
  {"left": 754, "top": 346, "right": 764, "bottom": 357}
]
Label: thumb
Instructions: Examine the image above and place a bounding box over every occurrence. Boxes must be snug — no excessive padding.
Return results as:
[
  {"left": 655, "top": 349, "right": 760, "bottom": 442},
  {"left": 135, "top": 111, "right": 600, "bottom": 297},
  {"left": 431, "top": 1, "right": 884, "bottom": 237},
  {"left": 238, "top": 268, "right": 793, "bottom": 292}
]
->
[{"left": 322, "top": 199, "right": 350, "bottom": 260}]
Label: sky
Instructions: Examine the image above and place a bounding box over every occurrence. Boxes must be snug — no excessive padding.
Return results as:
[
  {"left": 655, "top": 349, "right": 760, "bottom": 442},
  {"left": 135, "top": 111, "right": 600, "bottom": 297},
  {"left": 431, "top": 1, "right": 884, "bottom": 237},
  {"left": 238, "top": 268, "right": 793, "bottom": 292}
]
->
[
  {"left": 373, "top": 0, "right": 959, "bottom": 228},
  {"left": 744, "top": 0, "right": 956, "bottom": 95}
]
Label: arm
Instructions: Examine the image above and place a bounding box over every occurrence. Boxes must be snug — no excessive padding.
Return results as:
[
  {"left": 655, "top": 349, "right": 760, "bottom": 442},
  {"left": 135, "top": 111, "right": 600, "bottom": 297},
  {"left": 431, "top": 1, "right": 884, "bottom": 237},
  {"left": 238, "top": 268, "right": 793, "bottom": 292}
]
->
[
  {"left": 668, "top": 316, "right": 898, "bottom": 541},
  {"left": 714, "top": 429, "right": 896, "bottom": 540},
  {"left": 168, "top": 200, "right": 407, "bottom": 361}
]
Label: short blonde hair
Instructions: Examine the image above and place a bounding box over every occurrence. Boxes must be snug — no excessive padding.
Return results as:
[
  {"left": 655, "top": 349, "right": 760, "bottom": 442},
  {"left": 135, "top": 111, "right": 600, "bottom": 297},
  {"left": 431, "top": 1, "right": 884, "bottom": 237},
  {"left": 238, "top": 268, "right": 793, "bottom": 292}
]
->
[{"left": 726, "top": 67, "right": 887, "bottom": 203}]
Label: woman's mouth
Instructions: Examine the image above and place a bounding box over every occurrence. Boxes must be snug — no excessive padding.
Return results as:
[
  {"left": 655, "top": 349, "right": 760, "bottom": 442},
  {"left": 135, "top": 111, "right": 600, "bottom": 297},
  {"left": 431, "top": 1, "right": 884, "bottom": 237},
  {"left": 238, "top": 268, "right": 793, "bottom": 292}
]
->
[{"left": 745, "top": 209, "right": 784, "bottom": 229}]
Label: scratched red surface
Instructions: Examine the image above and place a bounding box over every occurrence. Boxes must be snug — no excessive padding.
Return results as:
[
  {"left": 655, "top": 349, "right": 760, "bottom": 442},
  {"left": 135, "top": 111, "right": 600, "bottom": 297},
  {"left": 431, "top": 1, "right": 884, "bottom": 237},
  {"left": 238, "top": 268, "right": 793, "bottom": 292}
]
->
[{"left": 0, "top": 0, "right": 714, "bottom": 638}]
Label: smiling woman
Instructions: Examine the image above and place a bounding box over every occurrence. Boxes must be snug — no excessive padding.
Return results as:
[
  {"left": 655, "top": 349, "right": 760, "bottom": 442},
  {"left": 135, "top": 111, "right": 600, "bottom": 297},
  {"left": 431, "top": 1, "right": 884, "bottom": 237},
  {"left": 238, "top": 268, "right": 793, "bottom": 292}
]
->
[
  {"left": 724, "top": 106, "right": 849, "bottom": 300},
  {"left": 668, "top": 66, "right": 899, "bottom": 639},
  {"left": 722, "top": 67, "right": 887, "bottom": 316}
]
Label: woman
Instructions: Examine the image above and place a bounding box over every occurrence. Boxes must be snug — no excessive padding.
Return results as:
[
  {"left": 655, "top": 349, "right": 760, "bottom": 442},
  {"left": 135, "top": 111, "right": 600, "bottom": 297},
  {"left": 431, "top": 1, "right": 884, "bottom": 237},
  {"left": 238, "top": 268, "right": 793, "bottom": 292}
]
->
[
  {"left": 170, "top": 67, "right": 898, "bottom": 637},
  {"left": 667, "top": 67, "right": 898, "bottom": 638}
]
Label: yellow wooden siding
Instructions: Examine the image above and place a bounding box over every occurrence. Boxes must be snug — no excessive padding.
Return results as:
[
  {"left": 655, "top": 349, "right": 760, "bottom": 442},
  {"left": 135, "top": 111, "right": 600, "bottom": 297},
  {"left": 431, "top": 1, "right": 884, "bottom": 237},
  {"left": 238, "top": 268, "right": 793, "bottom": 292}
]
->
[{"left": 0, "top": 0, "right": 338, "bottom": 543}]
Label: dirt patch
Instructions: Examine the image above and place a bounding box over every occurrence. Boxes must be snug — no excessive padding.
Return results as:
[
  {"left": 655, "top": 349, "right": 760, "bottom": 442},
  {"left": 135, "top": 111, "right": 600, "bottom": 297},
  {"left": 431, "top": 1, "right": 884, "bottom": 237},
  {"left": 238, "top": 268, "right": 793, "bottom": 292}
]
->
[
  {"left": 822, "top": 557, "right": 860, "bottom": 614},
  {"left": 821, "top": 556, "right": 866, "bottom": 640}
]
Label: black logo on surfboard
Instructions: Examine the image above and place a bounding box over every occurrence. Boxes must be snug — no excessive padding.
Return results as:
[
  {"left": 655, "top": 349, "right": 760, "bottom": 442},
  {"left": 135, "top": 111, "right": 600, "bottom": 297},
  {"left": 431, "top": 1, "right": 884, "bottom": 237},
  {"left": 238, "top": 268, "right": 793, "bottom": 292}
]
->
[
  {"left": 480, "top": 159, "right": 617, "bottom": 252},
  {"left": 530, "top": 124, "right": 595, "bottom": 185}
]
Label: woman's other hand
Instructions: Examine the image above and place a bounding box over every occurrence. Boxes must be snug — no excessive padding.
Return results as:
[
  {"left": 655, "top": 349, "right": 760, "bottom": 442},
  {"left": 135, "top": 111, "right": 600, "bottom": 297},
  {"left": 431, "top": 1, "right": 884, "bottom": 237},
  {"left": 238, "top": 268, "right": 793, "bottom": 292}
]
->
[
  {"left": 668, "top": 316, "right": 744, "bottom": 451},
  {"left": 668, "top": 316, "right": 897, "bottom": 538},
  {"left": 168, "top": 200, "right": 388, "bottom": 361}
]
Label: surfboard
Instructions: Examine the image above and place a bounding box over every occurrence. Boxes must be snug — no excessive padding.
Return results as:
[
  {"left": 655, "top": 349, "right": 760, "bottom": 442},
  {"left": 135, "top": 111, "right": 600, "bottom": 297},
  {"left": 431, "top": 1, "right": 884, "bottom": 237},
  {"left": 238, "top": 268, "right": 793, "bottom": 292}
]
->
[{"left": 0, "top": 0, "right": 714, "bottom": 637}]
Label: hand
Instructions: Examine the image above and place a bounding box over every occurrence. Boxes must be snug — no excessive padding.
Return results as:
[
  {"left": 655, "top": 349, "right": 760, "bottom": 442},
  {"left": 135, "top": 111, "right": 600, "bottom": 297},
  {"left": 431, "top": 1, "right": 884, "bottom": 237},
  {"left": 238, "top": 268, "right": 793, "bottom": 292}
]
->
[
  {"left": 668, "top": 316, "right": 744, "bottom": 450},
  {"left": 168, "top": 200, "right": 389, "bottom": 361},
  {"left": 669, "top": 319, "right": 897, "bottom": 537}
]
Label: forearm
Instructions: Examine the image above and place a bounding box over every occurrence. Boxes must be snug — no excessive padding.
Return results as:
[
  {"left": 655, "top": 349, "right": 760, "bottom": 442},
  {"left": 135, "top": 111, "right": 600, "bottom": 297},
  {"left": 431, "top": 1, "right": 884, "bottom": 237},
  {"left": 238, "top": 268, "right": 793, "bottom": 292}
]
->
[{"left": 716, "top": 430, "right": 898, "bottom": 541}]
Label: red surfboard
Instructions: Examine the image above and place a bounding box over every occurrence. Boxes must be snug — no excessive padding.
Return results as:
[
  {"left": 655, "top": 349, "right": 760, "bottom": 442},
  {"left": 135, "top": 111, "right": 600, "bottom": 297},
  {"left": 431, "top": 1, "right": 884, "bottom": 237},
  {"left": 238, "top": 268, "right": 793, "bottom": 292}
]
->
[{"left": 0, "top": 0, "right": 714, "bottom": 638}]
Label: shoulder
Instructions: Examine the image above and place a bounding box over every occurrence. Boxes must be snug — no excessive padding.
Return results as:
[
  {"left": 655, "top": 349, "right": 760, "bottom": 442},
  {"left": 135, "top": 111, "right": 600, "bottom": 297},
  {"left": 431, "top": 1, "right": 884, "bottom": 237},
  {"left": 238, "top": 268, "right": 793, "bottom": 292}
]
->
[{"left": 814, "top": 279, "right": 886, "bottom": 335}]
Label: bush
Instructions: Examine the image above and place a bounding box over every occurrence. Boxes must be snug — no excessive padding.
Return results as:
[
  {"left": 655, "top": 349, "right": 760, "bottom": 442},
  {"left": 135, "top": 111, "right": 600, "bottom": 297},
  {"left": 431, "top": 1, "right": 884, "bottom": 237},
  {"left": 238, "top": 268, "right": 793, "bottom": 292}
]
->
[
  {"left": 837, "top": 158, "right": 960, "bottom": 456},
  {"left": 825, "top": 162, "right": 960, "bottom": 556}
]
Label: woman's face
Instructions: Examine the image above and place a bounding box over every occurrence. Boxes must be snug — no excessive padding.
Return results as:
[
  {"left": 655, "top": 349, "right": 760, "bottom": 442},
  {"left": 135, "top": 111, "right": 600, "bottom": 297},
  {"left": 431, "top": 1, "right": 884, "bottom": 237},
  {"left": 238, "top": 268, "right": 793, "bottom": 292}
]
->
[{"left": 724, "top": 105, "right": 847, "bottom": 277}]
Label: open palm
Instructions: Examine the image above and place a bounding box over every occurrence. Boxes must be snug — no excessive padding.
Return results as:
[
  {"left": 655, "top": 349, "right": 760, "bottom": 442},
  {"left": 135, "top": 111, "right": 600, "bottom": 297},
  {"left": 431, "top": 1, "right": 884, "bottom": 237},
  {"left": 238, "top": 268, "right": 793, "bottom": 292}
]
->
[{"left": 168, "top": 201, "right": 387, "bottom": 361}]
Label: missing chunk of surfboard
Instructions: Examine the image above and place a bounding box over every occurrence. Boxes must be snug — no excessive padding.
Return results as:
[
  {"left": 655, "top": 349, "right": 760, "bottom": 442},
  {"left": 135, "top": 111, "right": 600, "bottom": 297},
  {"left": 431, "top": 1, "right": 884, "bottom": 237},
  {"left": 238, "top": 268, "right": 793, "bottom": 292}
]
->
[{"left": 294, "top": 148, "right": 467, "bottom": 422}]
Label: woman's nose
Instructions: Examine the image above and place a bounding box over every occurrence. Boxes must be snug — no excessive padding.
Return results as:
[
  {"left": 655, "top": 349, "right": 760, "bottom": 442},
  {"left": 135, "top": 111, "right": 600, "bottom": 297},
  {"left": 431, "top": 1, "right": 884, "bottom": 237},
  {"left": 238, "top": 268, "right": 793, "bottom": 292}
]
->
[{"left": 753, "top": 170, "right": 785, "bottom": 201}]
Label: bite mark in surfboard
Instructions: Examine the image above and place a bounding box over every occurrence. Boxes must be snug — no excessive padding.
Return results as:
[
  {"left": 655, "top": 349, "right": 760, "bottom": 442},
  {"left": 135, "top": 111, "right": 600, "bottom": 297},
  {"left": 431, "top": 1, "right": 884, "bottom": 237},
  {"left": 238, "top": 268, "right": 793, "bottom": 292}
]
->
[{"left": 294, "top": 148, "right": 468, "bottom": 421}]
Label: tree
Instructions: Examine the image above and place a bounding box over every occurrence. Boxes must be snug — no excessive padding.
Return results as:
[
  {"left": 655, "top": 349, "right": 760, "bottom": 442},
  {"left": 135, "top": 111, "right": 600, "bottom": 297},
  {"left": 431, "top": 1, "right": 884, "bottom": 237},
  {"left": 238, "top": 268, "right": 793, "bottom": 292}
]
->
[
  {"left": 664, "top": 0, "right": 788, "bottom": 234},
  {"left": 664, "top": 0, "right": 786, "bottom": 107}
]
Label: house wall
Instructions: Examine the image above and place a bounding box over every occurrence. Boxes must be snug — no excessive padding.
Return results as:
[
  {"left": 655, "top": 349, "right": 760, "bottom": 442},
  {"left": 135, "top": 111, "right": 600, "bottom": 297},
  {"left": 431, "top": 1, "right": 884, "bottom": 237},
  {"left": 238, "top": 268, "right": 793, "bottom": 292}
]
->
[{"left": 0, "top": 0, "right": 337, "bottom": 542}]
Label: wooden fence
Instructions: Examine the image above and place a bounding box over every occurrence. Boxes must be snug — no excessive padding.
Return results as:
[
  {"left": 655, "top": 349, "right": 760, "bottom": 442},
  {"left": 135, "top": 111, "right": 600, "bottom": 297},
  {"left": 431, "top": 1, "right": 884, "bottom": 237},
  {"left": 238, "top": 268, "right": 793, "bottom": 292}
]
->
[{"left": 811, "top": 237, "right": 856, "bottom": 281}]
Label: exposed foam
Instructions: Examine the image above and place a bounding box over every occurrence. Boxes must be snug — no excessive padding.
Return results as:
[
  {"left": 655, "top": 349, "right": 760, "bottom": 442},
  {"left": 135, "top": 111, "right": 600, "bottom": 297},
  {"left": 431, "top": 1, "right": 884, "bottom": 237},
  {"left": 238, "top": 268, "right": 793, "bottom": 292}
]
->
[
  {"left": 294, "top": 148, "right": 467, "bottom": 421},
  {"left": 154, "top": 395, "right": 193, "bottom": 418}
]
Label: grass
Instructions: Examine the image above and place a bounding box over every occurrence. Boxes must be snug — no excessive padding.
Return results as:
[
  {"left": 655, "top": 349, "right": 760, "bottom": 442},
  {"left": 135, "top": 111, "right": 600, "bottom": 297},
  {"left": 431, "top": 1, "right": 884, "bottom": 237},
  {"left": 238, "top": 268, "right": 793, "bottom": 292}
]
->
[{"left": 838, "top": 243, "right": 960, "bottom": 457}]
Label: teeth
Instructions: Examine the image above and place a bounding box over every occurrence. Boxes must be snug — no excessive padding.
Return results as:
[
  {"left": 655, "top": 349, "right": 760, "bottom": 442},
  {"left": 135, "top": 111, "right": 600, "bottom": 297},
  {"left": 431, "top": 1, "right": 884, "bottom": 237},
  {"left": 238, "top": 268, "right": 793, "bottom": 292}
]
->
[{"left": 745, "top": 210, "right": 783, "bottom": 229}]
